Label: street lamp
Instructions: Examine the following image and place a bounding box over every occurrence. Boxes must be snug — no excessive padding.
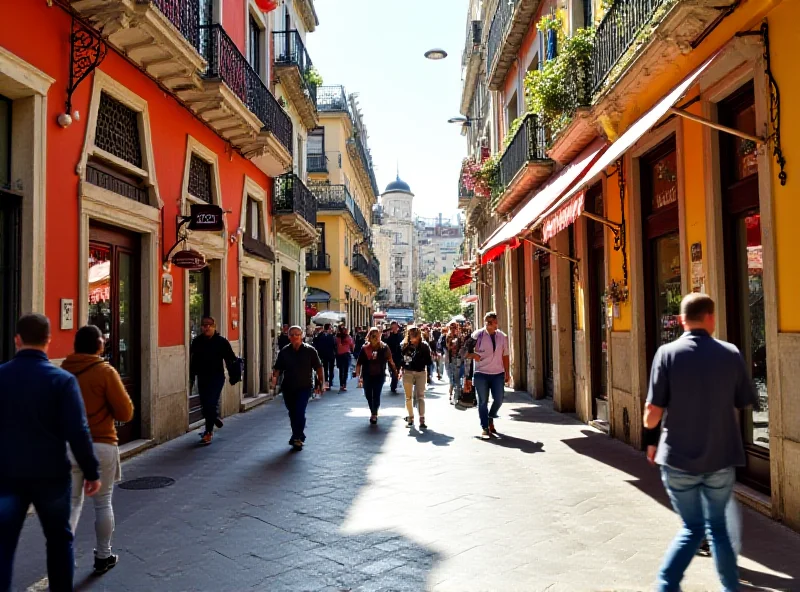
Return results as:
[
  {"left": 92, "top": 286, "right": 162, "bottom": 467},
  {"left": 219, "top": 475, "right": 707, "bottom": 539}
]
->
[
  {"left": 447, "top": 116, "right": 483, "bottom": 127},
  {"left": 424, "top": 48, "right": 448, "bottom": 60}
]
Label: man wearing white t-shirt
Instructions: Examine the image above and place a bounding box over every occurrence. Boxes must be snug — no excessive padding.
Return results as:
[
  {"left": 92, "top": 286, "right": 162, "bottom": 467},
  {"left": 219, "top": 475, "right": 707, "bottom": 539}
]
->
[{"left": 465, "top": 311, "right": 510, "bottom": 439}]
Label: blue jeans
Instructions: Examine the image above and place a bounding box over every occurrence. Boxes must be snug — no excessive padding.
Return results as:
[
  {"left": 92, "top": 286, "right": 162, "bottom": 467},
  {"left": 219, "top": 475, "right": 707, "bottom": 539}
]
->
[
  {"left": 658, "top": 465, "right": 738, "bottom": 592},
  {"left": 0, "top": 478, "right": 74, "bottom": 592},
  {"left": 363, "top": 376, "right": 385, "bottom": 415},
  {"left": 283, "top": 388, "right": 311, "bottom": 442},
  {"left": 473, "top": 372, "right": 505, "bottom": 429}
]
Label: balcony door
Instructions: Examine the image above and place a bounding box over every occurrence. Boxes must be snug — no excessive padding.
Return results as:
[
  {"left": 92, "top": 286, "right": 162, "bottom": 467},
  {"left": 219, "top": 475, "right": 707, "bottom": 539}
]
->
[
  {"left": 539, "top": 254, "right": 554, "bottom": 398},
  {"left": 719, "top": 81, "right": 770, "bottom": 493},
  {"left": 586, "top": 185, "right": 608, "bottom": 422},
  {"left": 88, "top": 225, "right": 141, "bottom": 444}
]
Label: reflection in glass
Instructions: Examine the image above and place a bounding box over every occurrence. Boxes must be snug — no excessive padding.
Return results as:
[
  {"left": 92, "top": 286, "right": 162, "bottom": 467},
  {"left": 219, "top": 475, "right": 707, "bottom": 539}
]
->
[
  {"left": 189, "top": 269, "right": 209, "bottom": 397},
  {"left": 118, "top": 252, "right": 133, "bottom": 377},
  {"left": 88, "top": 244, "right": 112, "bottom": 362},
  {"left": 654, "top": 233, "right": 682, "bottom": 348},
  {"left": 738, "top": 213, "right": 768, "bottom": 449}
]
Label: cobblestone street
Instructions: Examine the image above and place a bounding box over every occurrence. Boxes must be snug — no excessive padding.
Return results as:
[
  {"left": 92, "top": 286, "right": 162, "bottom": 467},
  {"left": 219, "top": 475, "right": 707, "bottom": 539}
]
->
[{"left": 14, "top": 377, "right": 800, "bottom": 592}]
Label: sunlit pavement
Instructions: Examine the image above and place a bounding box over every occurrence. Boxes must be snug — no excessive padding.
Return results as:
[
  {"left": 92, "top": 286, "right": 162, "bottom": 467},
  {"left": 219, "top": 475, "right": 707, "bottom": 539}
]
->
[{"left": 15, "top": 375, "right": 800, "bottom": 592}]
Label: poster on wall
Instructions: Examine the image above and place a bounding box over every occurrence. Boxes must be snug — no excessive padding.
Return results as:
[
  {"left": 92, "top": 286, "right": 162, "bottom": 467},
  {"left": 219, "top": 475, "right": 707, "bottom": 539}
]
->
[{"left": 690, "top": 242, "right": 705, "bottom": 293}]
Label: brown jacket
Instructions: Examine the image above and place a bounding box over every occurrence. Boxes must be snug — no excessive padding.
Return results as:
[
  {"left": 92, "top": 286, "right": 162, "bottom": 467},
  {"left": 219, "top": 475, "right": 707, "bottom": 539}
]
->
[{"left": 61, "top": 354, "right": 134, "bottom": 445}]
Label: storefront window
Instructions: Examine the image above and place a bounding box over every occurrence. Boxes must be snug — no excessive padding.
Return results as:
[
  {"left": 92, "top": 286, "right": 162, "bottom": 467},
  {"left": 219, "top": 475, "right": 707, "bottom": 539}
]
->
[
  {"left": 88, "top": 245, "right": 113, "bottom": 362},
  {"left": 731, "top": 105, "right": 759, "bottom": 181},
  {"left": 653, "top": 233, "right": 683, "bottom": 348},
  {"left": 118, "top": 252, "right": 133, "bottom": 377}
]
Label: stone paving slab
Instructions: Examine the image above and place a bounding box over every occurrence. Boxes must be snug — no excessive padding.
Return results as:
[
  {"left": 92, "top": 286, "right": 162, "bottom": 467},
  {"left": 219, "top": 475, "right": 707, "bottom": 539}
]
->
[{"left": 12, "top": 375, "right": 800, "bottom": 592}]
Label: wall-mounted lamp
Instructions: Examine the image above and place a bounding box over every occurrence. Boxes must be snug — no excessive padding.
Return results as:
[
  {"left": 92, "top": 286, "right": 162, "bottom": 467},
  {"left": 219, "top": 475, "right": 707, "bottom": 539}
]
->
[{"left": 229, "top": 227, "right": 244, "bottom": 244}]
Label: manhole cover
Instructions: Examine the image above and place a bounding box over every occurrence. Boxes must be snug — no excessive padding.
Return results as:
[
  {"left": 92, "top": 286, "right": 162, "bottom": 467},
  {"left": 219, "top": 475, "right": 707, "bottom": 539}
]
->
[{"left": 118, "top": 476, "right": 175, "bottom": 490}]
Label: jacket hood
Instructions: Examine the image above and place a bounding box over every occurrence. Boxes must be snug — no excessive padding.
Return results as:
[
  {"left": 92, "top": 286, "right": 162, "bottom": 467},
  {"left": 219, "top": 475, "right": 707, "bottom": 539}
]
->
[{"left": 61, "top": 353, "right": 105, "bottom": 374}]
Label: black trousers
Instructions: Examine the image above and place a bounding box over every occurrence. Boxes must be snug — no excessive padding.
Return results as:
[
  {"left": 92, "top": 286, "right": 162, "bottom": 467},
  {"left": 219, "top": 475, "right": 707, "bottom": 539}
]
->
[
  {"left": 390, "top": 356, "right": 402, "bottom": 391},
  {"left": 198, "top": 374, "right": 225, "bottom": 434},
  {"left": 321, "top": 357, "right": 335, "bottom": 386}
]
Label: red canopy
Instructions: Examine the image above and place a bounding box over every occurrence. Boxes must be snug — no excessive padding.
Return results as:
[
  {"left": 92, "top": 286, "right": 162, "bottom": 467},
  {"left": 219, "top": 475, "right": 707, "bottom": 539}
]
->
[
  {"left": 254, "top": 0, "right": 278, "bottom": 11},
  {"left": 449, "top": 266, "right": 473, "bottom": 290}
]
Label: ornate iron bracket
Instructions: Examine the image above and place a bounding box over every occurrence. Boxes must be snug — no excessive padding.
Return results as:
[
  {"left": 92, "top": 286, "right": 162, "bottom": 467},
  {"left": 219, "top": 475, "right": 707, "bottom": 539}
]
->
[
  {"left": 163, "top": 215, "right": 192, "bottom": 264},
  {"left": 738, "top": 22, "right": 787, "bottom": 185},
  {"left": 617, "top": 159, "right": 628, "bottom": 287},
  {"left": 66, "top": 16, "right": 107, "bottom": 115}
]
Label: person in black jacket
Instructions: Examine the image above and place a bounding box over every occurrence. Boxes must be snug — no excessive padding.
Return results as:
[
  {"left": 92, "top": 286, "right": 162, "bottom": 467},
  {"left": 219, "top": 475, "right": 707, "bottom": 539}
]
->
[
  {"left": 189, "top": 316, "right": 239, "bottom": 445},
  {"left": 0, "top": 314, "right": 101, "bottom": 592},
  {"left": 313, "top": 323, "right": 336, "bottom": 390},
  {"left": 382, "top": 321, "right": 403, "bottom": 394}
]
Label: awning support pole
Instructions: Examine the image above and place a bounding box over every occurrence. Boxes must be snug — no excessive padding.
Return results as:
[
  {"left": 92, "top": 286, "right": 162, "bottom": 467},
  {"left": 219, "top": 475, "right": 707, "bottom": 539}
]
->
[
  {"left": 668, "top": 107, "right": 765, "bottom": 144},
  {"left": 580, "top": 211, "right": 623, "bottom": 250},
  {"left": 523, "top": 238, "right": 580, "bottom": 265}
]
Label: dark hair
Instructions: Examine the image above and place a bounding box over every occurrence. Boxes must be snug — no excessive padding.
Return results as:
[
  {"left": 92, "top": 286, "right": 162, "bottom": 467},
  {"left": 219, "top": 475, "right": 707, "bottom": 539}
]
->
[
  {"left": 484, "top": 311, "right": 498, "bottom": 322},
  {"left": 74, "top": 325, "right": 103, "bottom": 354},
  {"left": 202, "top": 316, "right": 215, "bottom": 325},
  {"left": 16, "top": 313, "right": 51, "bottom": 346},
  {"left": 323, "top": 323, "right": 331, "bottom": 330},
  {"left": 680, "top": 293, "right": 715, "bottom": 321}
]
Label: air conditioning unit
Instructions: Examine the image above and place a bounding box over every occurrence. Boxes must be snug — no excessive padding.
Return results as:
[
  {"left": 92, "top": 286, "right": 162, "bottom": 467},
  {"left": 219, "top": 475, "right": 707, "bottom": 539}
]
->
[{"left": 471, "top": 21, "right": 482, "bottom": 47}]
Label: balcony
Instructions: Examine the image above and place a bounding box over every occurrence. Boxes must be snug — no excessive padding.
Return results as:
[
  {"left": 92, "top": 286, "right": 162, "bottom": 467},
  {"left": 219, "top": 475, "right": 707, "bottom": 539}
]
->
[
  {"left": 495, "top": 113, "right": 552, "bottom": 214},
  {"left": 273, "top": 173, "right": 318, "bottom": 248},
  {"left": 242, "top": 234, "right": 275, "bottom": 262},
  {"left": 177, "top": 25, "right": 292, "bottom": 175},
  {"left": 70, "top": 0, "right": 205, "bottom": 94},
  {"left": 460, "top": 19, "right": 483, "bottom": 116},
  {"left": 305, "top": 251, "right": 331, "bottom": 272},
  {"left": 307, "top": 152, "right": 327, "bottom": 173},
  {"left": 311, "top": 184, "right": 370, "bottom": 239},
  {"left": 458, "top": 162, "right": 476, "bottom": 209},
  {"left": 486, "top": 0, "right": 542, "bottom": 91},
  {"left": 273, "top": 30, "right": 319, "bottom": 130},
  {"left": 352, "top": 253, "right": 380, "bottom": 290},
  {"left": 316, "top": 85, "right": 350, "bottom": 113},
  {"left": 591, "top": 0, "right": 737, "bottom": 125}
]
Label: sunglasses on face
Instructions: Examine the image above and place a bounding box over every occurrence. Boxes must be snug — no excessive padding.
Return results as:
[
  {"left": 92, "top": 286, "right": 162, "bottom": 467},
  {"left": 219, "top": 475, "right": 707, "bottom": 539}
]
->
[{"left": 201, "top": 323, "right": 214, "bottom": 327}]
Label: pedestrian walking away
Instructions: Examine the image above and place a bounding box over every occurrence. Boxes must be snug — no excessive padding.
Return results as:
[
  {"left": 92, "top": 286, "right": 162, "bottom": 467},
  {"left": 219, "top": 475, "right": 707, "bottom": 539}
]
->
[
  {"left": 272, "top": 326, "right": 324, "bottom": 451},
  {"left": 466, "top": 311, "right": 510, "bottom": 439},
  {"left": 335, "top": 326, "right": 355, "bottom": 392},
  {"left": 313, "top": 323, "right": 336, "bottom": 390},
  {"left": 432, "top": 322, "right": 444, "bottom": 380},
  {"left": 399, "top": 326, "right": 433, "bottom": 430},
  {"left": 189, "top": 316, "right": 241, "bottom": 445},
  {"left": 0, "top": 314, "right": 101, "bottom": 592},
  {"left": 383, "top": 321, "right": 404, "bottom": 394},
  {"left": 62, "top": 325, "right": 134, "bottom": 576},
  {"left": 422, "top": 326, "right": 437, "bottom": 385},
  {"left": 443, "top": 321, "right": 466, "bottom": 405},
  {"left": 643, "top": 293, "right": 758, "bottom": 592},
  {"left": 355, "top": 328, "right": 398, "bottom": 425}
]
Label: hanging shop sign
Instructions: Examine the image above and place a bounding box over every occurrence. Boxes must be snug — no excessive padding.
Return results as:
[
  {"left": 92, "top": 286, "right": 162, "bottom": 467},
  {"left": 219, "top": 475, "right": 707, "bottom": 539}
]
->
[
  {"left": 187, "top": 204, "right": 224, "bottom": 232},
  {"left": 172, "top": 249, "right": 207, "bottom": 270}
]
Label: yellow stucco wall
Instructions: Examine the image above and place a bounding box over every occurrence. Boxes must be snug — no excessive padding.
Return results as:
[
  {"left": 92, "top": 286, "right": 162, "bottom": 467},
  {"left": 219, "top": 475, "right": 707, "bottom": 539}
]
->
[{"left": 681, "top": 102, "right": 708, "bottom": 293}]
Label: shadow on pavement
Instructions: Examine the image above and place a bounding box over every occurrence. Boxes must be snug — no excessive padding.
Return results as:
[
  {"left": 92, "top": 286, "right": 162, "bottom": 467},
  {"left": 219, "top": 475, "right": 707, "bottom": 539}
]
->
[
  {"left": 563, "top": 428, "right": 800, "bottom": 591},
  {"left": 482, "top": 433, "right": 544, "bottom": 454},
  {"left": 13, "top": 379, "right": 442, "bottom": 592},
  {"left": 408, "top": 427, "right": 454, "bottom": 447}
]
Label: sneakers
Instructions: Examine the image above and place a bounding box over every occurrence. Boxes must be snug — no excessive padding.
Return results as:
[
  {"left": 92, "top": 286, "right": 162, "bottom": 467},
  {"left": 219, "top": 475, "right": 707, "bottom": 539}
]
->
[
  {"left": 489, "top": 421, "right": 497, "bottom": 435},
  {"left": 201, "top": 431, "right": 213, "bottom": 445},
  {"left": 419, "top": 418, "right": 427, "bottom": 430},
  {"left": 405, "top": 416, "right": 414, "bottom": 428},
  {"left": 214, "top": 417, "right": 224, "bottom": 429},
  {"left": 291, "top": 439, "right": 304, "bottom": 451},
  {"left": 93, "top": 554, "right": 119, "bottom": 575},
  {"left": 369, "top": 415, "right": 378, "bottom": 425},
  {"left": 480, "top": 428, "right": 491, "bottom": 439}
]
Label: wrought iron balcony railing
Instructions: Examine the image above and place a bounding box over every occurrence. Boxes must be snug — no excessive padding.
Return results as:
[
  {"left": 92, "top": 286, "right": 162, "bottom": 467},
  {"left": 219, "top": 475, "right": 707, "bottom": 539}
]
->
[
  {"left": 591, "top": 0, "right": 666, "bottom": 93},
  {"left": 486, "top": 0, "right": 517, "bottom": 78},
  {"left": 316, "top": 85, "right": 349, "bottom": 113},
  {"left": 311, "top": 184, "right": 371, "bottom": 238},
  {"left": 274, "top": 173, "right": 317, "bottom": 227},
  {"left": 199, "top": 24, "right": 293, "bottom": 154},
  {"left": 307, "top": 153, "right": 327, "bottom": 173},
  {"left": 499, "top": 113, "right": 548, "bottom": 187},
  {"left": 305, "top": 251, "right": 331, "bottom": 271},
  {"left": 145, "top": 0, "right": 199, "bottom": 49},
  {"left": 273, "top": 30, "right": 318, "bottom": 105},
  {"left": 352, "top": 253, "right": 380, "bottom": 288}
]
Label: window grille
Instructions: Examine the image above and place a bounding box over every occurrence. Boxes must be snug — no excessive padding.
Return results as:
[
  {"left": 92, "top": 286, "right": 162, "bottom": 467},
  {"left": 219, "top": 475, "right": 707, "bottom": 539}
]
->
[
  {"left": 188, "top": 154, "right": 213, "bottom": 202},
  {"left": 95, "top": 93, "right": 142, "bottom": 168}
]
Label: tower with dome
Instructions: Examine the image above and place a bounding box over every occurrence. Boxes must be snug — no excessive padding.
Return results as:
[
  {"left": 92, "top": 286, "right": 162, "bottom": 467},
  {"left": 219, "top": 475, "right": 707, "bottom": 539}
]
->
[{"left": 372, "top": 174, "right": 419, "bottom": 319}]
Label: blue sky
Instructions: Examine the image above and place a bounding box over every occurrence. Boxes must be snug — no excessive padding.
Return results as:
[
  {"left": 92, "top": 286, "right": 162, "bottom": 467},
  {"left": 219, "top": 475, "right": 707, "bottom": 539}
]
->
[{"left": 306, "top": 0, "right": 467, "bottom": 220}]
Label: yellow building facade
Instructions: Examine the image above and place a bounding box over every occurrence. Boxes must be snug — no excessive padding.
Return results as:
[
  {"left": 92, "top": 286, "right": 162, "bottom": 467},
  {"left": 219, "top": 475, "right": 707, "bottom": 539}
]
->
[
  {"left": 306, "top": 86, "right": 380, "bottom": 327},
  {"left": 461, "top": 0, "right": 800, "bottom": 529}
]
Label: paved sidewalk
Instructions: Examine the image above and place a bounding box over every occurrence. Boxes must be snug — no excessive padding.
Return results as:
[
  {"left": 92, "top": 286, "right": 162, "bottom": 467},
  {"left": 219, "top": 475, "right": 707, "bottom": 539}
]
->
[{"left": 13, "top": 375, "right": 800, "bottom": 592}]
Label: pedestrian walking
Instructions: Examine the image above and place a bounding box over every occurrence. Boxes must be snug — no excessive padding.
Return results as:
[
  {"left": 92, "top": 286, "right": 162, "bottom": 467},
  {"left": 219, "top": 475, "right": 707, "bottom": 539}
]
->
[
  {"left": 465, "top": 311, "right": 510, "bottom": 439},
  {"left": 399, "top": 326, "right": 433, "bottom": 429},
  {"left": 61, "top": 325, "right": 134, "bottom": 575},
  {"left": 189, "top": 316, "right": 240, "bottom": 445},
  {"left": 432, "top": 322, "right": 444, "bottom": 380},
  {"left": 354, "top": 326, "right": 366, "bottom": 359},
  {"left": 277, "top": 324, "right": 290, "bottom": 351},
  {"left": 383, "top": 321, "right": 403, "bottom": 394},
  {"left": 271, "top": 326, "right": 324, "bottom": 451},
  {"left": 312, "top": 323, "right": 336, "bottom": 390},
  {"left": 354, "top": 327, "right": 398, "bottom": 425},
  {"left": 643, "top": 294, "right": 758, "bottom": 592},
  {"left": 422, "top": 326, "right": 437, "bottom": 385},
  {"left": 443, "top": 321, "right": 466, "bottom": 405},
  {"left": 335, "top": 326, "right": 355, "bottom": 392},
  {"left": 0, "top": 314, "right": 101, "bottom": 592}
]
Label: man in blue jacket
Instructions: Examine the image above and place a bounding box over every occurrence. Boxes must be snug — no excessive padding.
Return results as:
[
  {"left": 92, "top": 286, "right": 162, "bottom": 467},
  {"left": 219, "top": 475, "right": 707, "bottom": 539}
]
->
[{"left": 0, "top": 314, "right": 101, "bottom": 592}]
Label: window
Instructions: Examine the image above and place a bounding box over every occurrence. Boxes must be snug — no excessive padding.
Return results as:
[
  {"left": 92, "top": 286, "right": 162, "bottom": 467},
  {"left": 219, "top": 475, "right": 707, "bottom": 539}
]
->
[
  {"left": 95, "top": 93, "right": 142, "bottom": 168},
  {"left": 315, "top": 222, "right": 326, "bottom": 253},
  {"left": 443, "top": 266, "right": 447, "bottom": 273},
  {"left": 308, "top": 128, "right": 324, "bottom": 172},
  {"left": 246, "top": 197, "right": 263, "bottom": 241},
  {"left": 248, "top": 15, "right": 262, "bottom": 74},
  {"left": 188, "top": 154, "right": 213, "bottom": 202},
  {"left": 506, "top": 91, "right": 519, "bottom": 134}
]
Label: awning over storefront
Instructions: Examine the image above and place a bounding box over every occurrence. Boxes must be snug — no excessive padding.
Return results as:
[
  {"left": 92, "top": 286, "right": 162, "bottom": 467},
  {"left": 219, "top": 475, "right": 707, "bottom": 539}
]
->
[
  {"left": 460, "top": 294, "right": 479, "bottom": 305},
  {"left": 449, "top": 265, "right": 473, "bottom": 290},
  {"left": 305, "top": 287, "right": 331, "bottom": 303},
  {"left": 536, "top": 52, "right": 722, "bottom": 241},
  {"left": 478, "top": 138, "right": 608, "bottom": 264}
]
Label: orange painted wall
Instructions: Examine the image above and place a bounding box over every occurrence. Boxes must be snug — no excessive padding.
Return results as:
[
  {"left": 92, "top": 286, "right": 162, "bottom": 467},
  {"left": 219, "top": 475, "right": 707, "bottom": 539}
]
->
[{"left": 1, "top": 1, "right": 271, "bottom": 358}]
